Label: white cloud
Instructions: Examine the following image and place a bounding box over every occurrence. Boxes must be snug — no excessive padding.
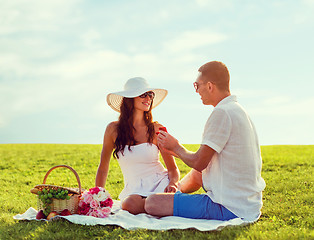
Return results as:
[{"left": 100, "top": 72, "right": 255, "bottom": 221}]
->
[
  {"left": 0, "top": 46, "right": 193, "bottom": 128},
  {"left": 195, "top": 0, "right": 233, "bottom": 9},
  {"left": 195, "top": 0, "right": 210, "bottom": 7},
  {"left": 0, "top": 0, "right": 81, "bottom": 34},
  {"left": 232, "top": 88, "right": 269, "bottom": 98},
  {"left": 164, "top": 30, "right": 228, "bottom": 53},
  {"left": 249, "top": 96, "right": 314, "bottom": 116},
  {"left": 303, "top": 0, "right": 314, "bottom": 6},
  {"left": 262, "top": 96, "right": 291, "bottom": 105},
  {"left": 293, "top": 0, "right": 314, "bottom": 25},
  {"left": 0, "top": 53, "right": 26, "bottom": 76},
  {"left": 232, "top": 89, "right": 314, "bottom": 117},
  {"left": 39, "top": 50, "right": 131, "bottom": 80},
  {"left": 80, "top": 29, "right": 102, "bottom": 49},
  {"left": 0, "top": 116, "right": 6, "bottom": 128},
  {"left": 1, "top": 1, "right": 313, "bottom": 144}
]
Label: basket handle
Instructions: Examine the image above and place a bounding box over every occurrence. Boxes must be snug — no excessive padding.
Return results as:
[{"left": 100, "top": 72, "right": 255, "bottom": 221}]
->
[{"left": 42, "top": 165, "right": 82, "bottom": 194}]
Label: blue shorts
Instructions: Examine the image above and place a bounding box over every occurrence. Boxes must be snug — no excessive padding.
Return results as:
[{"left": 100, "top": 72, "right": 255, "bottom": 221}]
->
[{"left": 173, "top": 191, "right": 238, "bottom": 220}]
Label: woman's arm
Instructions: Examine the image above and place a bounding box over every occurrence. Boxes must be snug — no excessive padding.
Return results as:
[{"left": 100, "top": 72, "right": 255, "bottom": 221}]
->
[
  {"left": 95, "top": 122, "right": 116, "bottom": 187},
  {"left": 153, "top": 122, "right": 180, "bottom": 192},
  {"left": 160, "top": 149, "right": 180, "bottom": 193}
]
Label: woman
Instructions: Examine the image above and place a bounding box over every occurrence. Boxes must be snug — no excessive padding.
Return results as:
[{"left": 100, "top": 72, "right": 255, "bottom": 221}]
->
[{"left": 95, "top": 77, "right": 180, "bottom": 215}]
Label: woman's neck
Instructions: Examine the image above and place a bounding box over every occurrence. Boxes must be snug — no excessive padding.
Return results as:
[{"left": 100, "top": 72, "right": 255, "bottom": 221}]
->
[{"left": 132, "top": 109, "right": 146, "bottom": 128}]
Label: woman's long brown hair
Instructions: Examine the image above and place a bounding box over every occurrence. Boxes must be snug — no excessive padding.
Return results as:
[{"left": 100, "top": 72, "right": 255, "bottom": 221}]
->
[{"left": 113, "top": 97, "right": 155, "bottom": 159}]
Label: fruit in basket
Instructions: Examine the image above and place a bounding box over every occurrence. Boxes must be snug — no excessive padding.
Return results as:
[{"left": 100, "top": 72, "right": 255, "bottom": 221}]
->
[
  {"left": 47, "top": 211, "right": 58, "bottom": 220},
  {"left": 36, "top": 210, "right": 47, "bottom": 220},
  {"left": 37, "top": 188, "right": 72, "bottom": 216},
  {"left": 60, "top": 209, "right": 72, "bottom": 216},
  {"left": 31, "top": 165, "right": 81, "bottom": 220}
]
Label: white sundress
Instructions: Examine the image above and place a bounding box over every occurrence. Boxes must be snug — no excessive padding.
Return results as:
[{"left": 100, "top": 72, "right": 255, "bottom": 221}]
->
[{"left": 116, "top": 143, "right": 170, "bottom": 201}]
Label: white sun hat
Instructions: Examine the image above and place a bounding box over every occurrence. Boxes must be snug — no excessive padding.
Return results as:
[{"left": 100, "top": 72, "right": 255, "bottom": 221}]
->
[{"left": 106, "top": 77, "right": 168, "bottom": 113}]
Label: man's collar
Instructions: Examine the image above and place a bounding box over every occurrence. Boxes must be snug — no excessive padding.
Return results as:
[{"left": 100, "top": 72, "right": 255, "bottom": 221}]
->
[{"left": 215, "top": 95, "right": 237, "bottom": 108}]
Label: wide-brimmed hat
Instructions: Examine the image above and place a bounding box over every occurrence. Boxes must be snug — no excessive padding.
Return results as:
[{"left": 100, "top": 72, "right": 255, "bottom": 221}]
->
[{"left": 106, "top": 77, "right": 168, "bottom": 113}]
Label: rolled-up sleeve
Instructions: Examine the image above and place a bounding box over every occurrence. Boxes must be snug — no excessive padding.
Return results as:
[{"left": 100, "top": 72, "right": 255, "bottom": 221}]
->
[{"left": 201, "top": 109, "right": 232, "bottom": 153}]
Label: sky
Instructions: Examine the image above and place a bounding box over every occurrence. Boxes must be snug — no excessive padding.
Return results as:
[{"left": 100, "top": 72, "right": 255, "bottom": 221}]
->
[{"left": 1, "top": 0, "right": 314, "bottom": 145}]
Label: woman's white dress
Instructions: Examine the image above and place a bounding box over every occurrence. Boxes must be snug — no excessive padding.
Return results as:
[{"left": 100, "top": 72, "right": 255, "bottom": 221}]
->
[{"left": 116, "top": 143, "right": 170, "bottom": 200}]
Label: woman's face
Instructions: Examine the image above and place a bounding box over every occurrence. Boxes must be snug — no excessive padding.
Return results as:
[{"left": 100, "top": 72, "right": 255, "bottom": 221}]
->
[{"left": 133, "top": 91, "right": 155, "bottom": 112}]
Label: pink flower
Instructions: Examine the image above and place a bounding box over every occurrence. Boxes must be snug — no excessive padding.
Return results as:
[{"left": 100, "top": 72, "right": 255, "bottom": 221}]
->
[
  {"left": 90, "top": 199, "right": 100, "bottom": 209},
  {"left": 81, "top": 207, "right": 90, "bottom": 215},
  {"left": 95, "top": 209, "right": 105, "bottom": 218},
  {"left": 87, "top": 209, "right": 99, "bottom": 217},
  {"left": 83, "top": 194, "right": 93, "bottom": 204},
  {"left": 78, "top": 202, "right": 90, "bottom": 215},
  {"left": 96, "top": 212, "right": 106, "bottom": 218},
  {"left": 93, "top": 191, "right": 107, "bottom": 201},
  {"left": 79, "top": 200, "right": 84, "bottom": 208},
  {"left": 100, "top": 198, "right": 113, "bottom": 208},
  {"left": 88, "top": 208, "right": 110, "bottom": 218},
  {"left": 78, "top": 188, "right": 112, "bottom": 218},
  {"left": 89, "top": 187, "right": 100, "bottom": 195},
  {"left": 79, "top": 201, "right": 88, "bottom": 208},
  {"left": 100, "top": 207, "right": 111, "bottom": 216}
]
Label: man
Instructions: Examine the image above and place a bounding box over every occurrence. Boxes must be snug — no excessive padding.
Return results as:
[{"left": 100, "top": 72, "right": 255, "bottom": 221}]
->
[{"left": 144, "top": 61, "right": 266, "bottom": 222}]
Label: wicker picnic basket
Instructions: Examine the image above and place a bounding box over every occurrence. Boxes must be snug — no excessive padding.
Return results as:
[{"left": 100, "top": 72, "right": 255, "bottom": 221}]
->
[{"left": 30, "top": 165, "right": 82, "bottom": 214}]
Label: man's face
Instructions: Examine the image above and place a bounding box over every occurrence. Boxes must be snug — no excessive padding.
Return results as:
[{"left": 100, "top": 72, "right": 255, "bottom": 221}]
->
[{"left": 194, "top": 74, "right": 211, "bottom": 105}]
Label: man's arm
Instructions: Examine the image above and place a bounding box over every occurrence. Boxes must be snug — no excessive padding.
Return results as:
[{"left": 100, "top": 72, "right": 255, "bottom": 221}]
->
[{"left": 157, "top": 131, "right": 216, "bottom": 172}]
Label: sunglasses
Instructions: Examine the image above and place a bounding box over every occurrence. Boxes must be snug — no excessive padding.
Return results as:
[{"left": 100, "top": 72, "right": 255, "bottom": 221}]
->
[
  {"left": 139, "top": 91, "right": 155, "bottom": 99},
  {"left": 193, "top": 82, "right": 207, "bottom": 92}
]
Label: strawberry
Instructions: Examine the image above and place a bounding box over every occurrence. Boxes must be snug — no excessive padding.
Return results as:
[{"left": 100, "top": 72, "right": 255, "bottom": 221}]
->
[
  {"left": 156, "top": 127, "right": 168, "bottom": 135},
  {"left": 60, "top": 209, "right": 72, "bottom": 216},
  {"left": 159, "top": 127, "right": 167, "bottom": 132},
  {"left": 36, "top": 210, "right": 46, "bottom": 219}
]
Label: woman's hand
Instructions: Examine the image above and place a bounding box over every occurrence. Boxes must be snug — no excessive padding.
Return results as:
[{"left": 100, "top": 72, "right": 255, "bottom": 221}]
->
[{"left": 164, "top": 182, "right": 178, "bottom": 193}]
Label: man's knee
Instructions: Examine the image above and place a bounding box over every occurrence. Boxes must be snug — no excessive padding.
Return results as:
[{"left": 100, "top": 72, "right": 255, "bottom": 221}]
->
[
  {"left": 190, "top": 169, "right": 202, "bottom": 185},
  {"left": 145, "top": 193, "right": 174, "bottom": 216}
]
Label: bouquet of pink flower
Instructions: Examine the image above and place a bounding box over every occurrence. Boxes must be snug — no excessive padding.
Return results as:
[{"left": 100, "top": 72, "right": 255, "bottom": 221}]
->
[{"left": 78, "top": 187, "right": 113, "bottom": 218}]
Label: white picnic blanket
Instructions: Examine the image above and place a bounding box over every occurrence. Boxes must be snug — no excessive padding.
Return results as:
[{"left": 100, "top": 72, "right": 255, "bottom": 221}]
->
[{"left": 13, "top": 200, "right": 250, "bottom": 231}]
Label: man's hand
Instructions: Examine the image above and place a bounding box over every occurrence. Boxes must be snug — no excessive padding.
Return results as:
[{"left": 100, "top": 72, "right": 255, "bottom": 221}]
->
[{"left": 157, "top": 130, "right": 180, "bottom": 156}]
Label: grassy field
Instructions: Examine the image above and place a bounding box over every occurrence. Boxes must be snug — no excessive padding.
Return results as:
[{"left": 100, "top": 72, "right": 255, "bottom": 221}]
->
[{"left": 0, "top": 144, "right": 313, "bottom": 239}]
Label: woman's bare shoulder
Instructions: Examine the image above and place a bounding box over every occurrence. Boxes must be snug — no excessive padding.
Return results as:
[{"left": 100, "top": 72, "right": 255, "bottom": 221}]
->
[
  {"left": 153, "top": 121, "right": 166, "bottom": 133},
  {"left": 107, "top": 121, "right": 118, "bottom": 127},
  {"left": 106, "top": 121, "right": 118, "bottom": 134}
]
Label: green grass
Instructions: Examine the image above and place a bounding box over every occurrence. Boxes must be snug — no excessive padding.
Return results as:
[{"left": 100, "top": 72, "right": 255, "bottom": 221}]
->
[{"left": 0, "top": 144, "right": 313, "bottom": 239}]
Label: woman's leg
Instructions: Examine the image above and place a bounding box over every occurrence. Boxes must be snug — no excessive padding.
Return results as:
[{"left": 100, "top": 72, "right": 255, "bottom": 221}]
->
[{"left": 121, "top": 194, "right": 146, "bottom": 214}]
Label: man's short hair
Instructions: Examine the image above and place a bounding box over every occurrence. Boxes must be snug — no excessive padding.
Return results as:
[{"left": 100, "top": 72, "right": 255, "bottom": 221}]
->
[{"left": 198, "top": 61, "right": 230, "bottom": 92}]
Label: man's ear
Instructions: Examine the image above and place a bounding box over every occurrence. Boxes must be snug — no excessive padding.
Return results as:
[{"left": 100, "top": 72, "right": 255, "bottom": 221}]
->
[{"left": 208, "top": 82, "right": 214, "bottom": 91}]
